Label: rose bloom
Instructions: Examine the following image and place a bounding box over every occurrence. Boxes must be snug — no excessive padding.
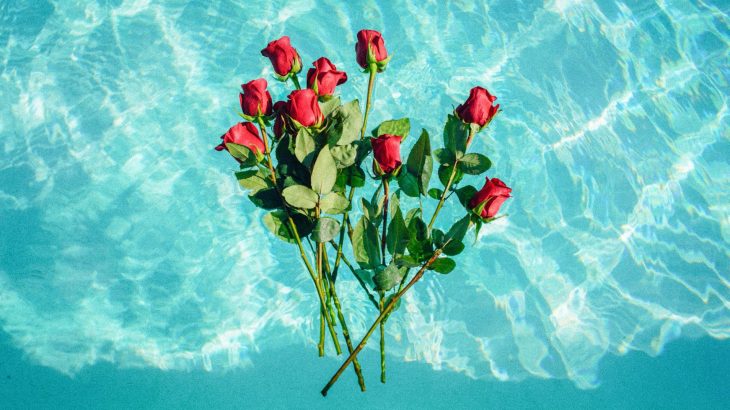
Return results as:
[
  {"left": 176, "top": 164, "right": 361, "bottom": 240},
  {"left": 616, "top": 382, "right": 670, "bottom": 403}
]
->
[
  {"left": 215, "top": 122, "right": 265, "bottom": 157},
  {"left": 239, "top": 78, "right": 272, "bottom": 117},
  {"left": 261, "top": 36, "right": 302, "bottom": 77},
  {"left": 355, "top": 29, "right": 388, "bottom": 69},
  {"left": 370, "top": 134, "right": 402, "bottom": 174},
  {"left": 455, "top": 86, "right": 499, "bottom": 127},
  {"left": 306, "top": 57, "right": 348, "bottom": 97},
  {"left": 469, "top": 177, "right": 512, "bottom": 218},
  {"left": 286, "top": 89, "right": 323, "bottom": 128}
]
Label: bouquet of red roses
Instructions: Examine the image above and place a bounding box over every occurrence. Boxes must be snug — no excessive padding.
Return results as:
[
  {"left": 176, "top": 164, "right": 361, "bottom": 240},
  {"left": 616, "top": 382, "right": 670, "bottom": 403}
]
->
[{"left": 215, "top": 29, "right": 511, "bottom": 395}]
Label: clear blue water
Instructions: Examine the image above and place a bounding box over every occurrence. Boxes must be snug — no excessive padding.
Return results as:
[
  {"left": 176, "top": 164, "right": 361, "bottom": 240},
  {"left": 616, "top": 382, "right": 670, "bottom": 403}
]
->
[{"left": 1, "top": 0, "right": 728, "bottom": 408}]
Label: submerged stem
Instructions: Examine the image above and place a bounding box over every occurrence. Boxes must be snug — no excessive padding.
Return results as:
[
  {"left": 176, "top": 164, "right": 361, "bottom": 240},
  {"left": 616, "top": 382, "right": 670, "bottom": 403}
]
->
[
  {"left": 321, "top": 248, "right": 445, "bottom": 396},
  {"left": 255, "top": 118, "right": 341, "bottom": 356},
  {"left": 322, "top": 247, "right": 367, "bottom": 392}
]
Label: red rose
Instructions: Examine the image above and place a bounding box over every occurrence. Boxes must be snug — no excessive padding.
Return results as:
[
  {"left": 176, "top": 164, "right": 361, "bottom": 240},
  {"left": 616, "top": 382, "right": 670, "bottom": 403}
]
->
[
  {"left": 215, "top": 122, "right": 266, "bottom": 157},
  {"left": 306, "top": 57, "right": 348, "bottom": 97},
  {"left": 455, "top": 86, "right": 499, "bottom": 127},
  {"left": 272, "top": 101, "right": 287, "bottom": 139},
  {"left": 286, "top": 89, "right": 323, "bottom": 128},
  {"left": 261, "top": 36, "right": 302, "bottom": 77},
  {"left": 239, "top": 78, "right": 272, "bottom": 117},
  {"left": 370, "top": 134, "right": 402, "bottom": 175},
  {"left": 355, "top": 29, "right": 388, "bottom": 71},
  {"left": 468, "top": 177, "right": 511, "bottom": 218}
]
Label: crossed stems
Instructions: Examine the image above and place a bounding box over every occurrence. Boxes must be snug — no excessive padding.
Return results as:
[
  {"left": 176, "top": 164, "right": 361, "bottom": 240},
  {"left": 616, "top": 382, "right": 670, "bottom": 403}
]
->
[
  {"left": 255, "top": 115, "right": 366, "bottom": 390},
  {"left": 321, "top": 127, "right": 477, "bottom": 396}
]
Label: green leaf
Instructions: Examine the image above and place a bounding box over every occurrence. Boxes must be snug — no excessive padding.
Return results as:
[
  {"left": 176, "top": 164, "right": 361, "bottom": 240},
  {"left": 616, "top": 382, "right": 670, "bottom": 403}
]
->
[
  {"left": 330, "top": 144, "right": 357, "bottom": 169},
  {"left": 226, "top": 143, "right": 250, "bottom": 161},
  {"left": 354, "top": 269, "right": 375, "bottom": 288},
  {"left": 405, "top": 129, "right": 432, "bottom": 195},
  {"left": 432, "top": 229, "right": 445, "bottom": 247},
  {"left": 294, "top": 128, "right": 317, "bottom": 167},
  {"left": 361, "top": 197, "right": 382, "bottom": 225},
  {"left": 446, "top": 214, "right": 471, "bottom": 244},
  {"left": 387, "top": 207, "right": 409, "bottom": 256},
  {"left": 396, "top": 170, "right": 420, "bottom": 198},
  {"left": 442, "top": 240, "right": 465, "bottom": 256},
  {"left": 352, "top": 216, "right": 381, "bottom": 269},
  {"left": 428, "top": 188, "right": 443, "bottom": 200},
  {"left": 443, "top": 114, "right": 469, "bottom": 157},
  {"left": 407, "top": 215, "right": 432, "bottom": 262},
  {"left": 433, "top": 148, "right": 455, "bottom": 165},
  {"left": 329, "top": 100, "right": 363, "bottom": 146},
  {"left": 249, "top": 188, "right": 282, "bottom": 209},
  {"left": 458, "top": 153, "right": 491, "bottom": 175},
  {"left": 438, "top": 163, "right": 462, "bottom": 187},
  {"left": 455, "top": 185, "right": 477, "bottom": 208},
  {"left": 235, "top": 169, "right": 271, "bottom": 194},
  {"left": 320, "top": 192, "right": 350, "bottom": 214},
  {"left": 373, "top": 263, "right": 406, "bottom": 292},
  {"left": 282, "top": 185, "right": 318, "bottom": 209},
  {"left": 319, "top": 96, "right": 341, "bottom": 118},
  {"left": 388, "top": 191, "right": 400, "bottom": 216},
  {"left": 372, "top": 118, "right": 410, "bottom": 138},
  {"left": 346, "top": 166, "right": 366, "bottom": 188},
  {"left": 311, "top": 146, "right": 337, "bottom": 194},
  {"left": 312, "top": 217, "right": 341, "bottom": 243},
  {"left": 404, "top": 208, "right": 422, "bottom": 227},
  {"left": 395, "top": 255, "right": 421, "bottom": 268},
  {"left": 263, "top": 211, "right": 295, "bottom": 243},
  {"left": 429, "top": 257, "right": 456, "bottom": 274}
]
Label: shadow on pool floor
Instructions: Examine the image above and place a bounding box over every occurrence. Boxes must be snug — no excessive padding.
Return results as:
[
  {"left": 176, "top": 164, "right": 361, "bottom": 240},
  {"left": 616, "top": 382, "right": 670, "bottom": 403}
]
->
[{"left": 0, "top": 333, "right": 728, "bottom": 409}]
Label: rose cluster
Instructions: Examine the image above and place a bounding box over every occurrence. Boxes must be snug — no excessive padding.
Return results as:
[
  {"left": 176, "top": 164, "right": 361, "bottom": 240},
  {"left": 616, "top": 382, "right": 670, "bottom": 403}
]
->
[{"left": 215, "top": 29, "right": 512, "bottom": 396}]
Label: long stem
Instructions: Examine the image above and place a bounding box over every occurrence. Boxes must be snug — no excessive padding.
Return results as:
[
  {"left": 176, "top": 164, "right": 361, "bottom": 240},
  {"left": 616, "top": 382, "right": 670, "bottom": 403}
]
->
[
  {"left": 427, "top": 129, "right": 475, "bottom": 231},
  {"left": 379, "top": 178, "right": 389, "bottom": 383},
  {"left": 291, "top": 73, "right": 302, "bottom": 90},
  {"left": 256, "top": 118, "right": 341, "bottom": 355},
  {"left": 380, "top": 179, "right": 389, "bottom": 265},
  {"left": 330, "top": 64, "right": 378, "bottom": 279},
  {"left": 379, "top": 296, "right": 386, "bottom": 384},
  {"left": 360, "top": 65, "right": 377, "bottom": 140},
  {"left": 321, "top": 248, "right": 445, "bottom": 396},
  {"left": 322, "top": 247, "right": 367, "bottom": 391},
  {"left": 328, "top": 241, "right": 379, "bottom": 309}
]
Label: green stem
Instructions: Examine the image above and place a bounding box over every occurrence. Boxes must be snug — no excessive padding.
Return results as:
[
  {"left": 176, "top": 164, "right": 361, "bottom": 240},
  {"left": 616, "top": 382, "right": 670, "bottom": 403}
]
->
[
  {"left": 379, "top": 178, "right": 389, "bottom": 383},
  {"left": 381, "top": 179, "right": 389, "bottom": 265},
  {"left": 256, "top": 118, "right": 341, "bottom": 356},
  {"left": 379, "top": 295, "right": 386, "bottom": 384},
  {"left": 330, "top": 64, "right": 379, "bottom": 278},
  {"left": 427, "top": 128, "right": 475, "bottom": 231},
  {"left": 328, "top": 241, "right": 379, "bottom": 309},
  {"left": 291, "top": 73, "right": 302, "bottom": 90},
  {"left": 321, "top": 248, "right": 446, "bottom": 396},
  {"left": 322, "top": 247, "right": 367, "bottom": 392},
  {"left": 360, "top": 65, "right": 377, "bottom": 140}
]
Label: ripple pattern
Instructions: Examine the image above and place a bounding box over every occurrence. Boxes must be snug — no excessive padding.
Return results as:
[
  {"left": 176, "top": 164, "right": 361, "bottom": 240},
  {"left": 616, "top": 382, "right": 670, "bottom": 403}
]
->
[{"left": 0, "top": 0, "right": 728, "bottom": 388}]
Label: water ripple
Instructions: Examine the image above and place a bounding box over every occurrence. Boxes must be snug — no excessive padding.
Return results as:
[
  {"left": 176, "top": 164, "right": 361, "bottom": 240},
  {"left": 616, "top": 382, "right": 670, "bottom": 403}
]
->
[{"left": 0, "top": 0, "right": 728, "bottom": 389}]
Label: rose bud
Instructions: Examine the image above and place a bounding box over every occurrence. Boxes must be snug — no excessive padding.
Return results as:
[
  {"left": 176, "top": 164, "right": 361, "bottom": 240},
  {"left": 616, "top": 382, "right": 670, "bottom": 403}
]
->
[
  {"left": 306, "top": 57, "right": 348, "bottom": 98},
  {"left": 261, "top": 36, "right": 302, "bottom": 78},
  {"left": 468, "top": 177, "right": 512, "bottom": 219},
  {"left": 455, "top": 86, "right": 500, "bottom": 129},
  {"left": 286, "top": 89, "right": 324, "bottom": 128},
  {"left": 355, "top": 29, "right": 389, "bottom": 72},
  {"left": 239, "top": 78, "right": 273, "bottom": 117},
  {"left": 272, "top": 101, "right": 287, "bottom": 139},
  {"left": 215, "top": 122, "right": 266, "bottom": 160},
  {"left": 370, "top": 134, "right": 402, "bottom": 176}
]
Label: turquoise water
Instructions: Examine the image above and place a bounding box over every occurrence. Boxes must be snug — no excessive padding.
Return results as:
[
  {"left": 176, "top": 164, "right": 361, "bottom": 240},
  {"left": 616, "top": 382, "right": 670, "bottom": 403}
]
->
[{"left": 1, "top": 0, "right": 728, "bottom": 408}]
